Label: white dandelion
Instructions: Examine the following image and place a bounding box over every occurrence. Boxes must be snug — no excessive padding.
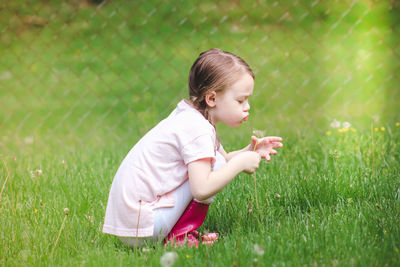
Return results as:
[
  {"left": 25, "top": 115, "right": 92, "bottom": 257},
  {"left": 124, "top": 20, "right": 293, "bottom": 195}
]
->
[
  {"left": 160, "top": 251, "right": 178, "bottom": 267},
  {"left": 330, "top": 119, "right": 341, "bottom": 128},
  {"left": 342, "top": 121, "right": 351, "bottom": 129},
  {"left": 253, "top": 244, "right": 265, "bottom": 256}
]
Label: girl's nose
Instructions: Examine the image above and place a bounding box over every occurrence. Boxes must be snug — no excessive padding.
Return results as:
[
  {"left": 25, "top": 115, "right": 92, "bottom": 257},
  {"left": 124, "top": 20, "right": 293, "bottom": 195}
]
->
[{"left": 244, "top": 101, "right": 250, "bottom": 111}]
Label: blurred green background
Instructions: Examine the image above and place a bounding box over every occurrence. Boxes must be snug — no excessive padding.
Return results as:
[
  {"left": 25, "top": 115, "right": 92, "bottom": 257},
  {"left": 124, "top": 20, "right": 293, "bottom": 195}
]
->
[{"left": 1, "top": 0, "right": 399, "bottom": 152}]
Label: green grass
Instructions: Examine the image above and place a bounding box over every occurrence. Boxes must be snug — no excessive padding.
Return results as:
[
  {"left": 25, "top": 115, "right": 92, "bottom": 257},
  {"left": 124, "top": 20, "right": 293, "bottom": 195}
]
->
[
  {"left": 1, "top": 0, "right": 400, "bottom": 266},
  {"left": 1, "top": 125, "right": 399, "bottom": 266}
]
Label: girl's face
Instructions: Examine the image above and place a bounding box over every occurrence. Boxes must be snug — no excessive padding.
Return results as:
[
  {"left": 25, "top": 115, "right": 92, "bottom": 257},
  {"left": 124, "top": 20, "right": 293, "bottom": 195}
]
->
[{"left": 209, "top": 73, "right": 254, "bottom": 127}]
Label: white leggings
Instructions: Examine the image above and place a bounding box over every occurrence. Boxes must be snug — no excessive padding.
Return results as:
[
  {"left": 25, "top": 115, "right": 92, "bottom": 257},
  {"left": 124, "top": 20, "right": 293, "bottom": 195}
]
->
[{"left": 119, "top": 152, "right": 226, "bottom": 247}]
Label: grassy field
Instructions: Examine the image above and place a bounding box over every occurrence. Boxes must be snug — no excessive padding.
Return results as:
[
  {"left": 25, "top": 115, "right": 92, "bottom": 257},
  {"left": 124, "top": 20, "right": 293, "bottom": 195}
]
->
[
  {"left": 1, "top": 124, "right": 399, "bottom": 266},
  {"left": 1, "top": 0, "right": 400, "bottom": 266}
]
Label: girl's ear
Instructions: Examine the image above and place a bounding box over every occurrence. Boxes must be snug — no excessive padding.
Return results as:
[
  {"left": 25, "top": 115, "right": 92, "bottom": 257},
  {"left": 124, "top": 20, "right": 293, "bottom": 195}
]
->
[{"left": 205, "top": 90, "right": 217, "bottom": 107}]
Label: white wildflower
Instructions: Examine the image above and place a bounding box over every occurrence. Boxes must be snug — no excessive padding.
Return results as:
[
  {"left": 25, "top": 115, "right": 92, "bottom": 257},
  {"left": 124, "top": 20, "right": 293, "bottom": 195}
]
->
[
  {"left": 24, "top": 136, "right": 34, "bottom": 144},
  {"left": 142, "top": 247, "right": 151, "bottom": 253},
  {"left": 342, "top": 121, "right": 351, "bottom": 129},
  {"left": 330, "top": 119, "right": 341, "bottom": 128},
  {"left": 160, "top": 251, "right": 178, "bottom": 267},
  {"left": 253, "top": 244, "right": 265, "bottom": 256},
  {"left": 372, "top": 114, "right": 380, "bottom": 123}
]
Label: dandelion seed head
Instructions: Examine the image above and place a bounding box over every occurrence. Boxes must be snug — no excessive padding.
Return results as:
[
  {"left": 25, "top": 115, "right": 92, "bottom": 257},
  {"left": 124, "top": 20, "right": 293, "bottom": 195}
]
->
[
  {"left": 342, "top": 122, "right": 351, "bottom": 129},
  {"left": 253, "top": 244, "right": 265, "bottom": 256},
  {"left": 330, "top": 119, "right": 341, "bottom": 128},
  {"left": 64, "top": 208, "right": 70, "bottom": 216},
  {"left": 34, "top": 169, "right": 43, "bottom": 176},
  {"left": 142, "top": 247, "right": 151, "bottom": 253},
  {"left": 252, "top": 129, "right": 265, "bottom": 138},
  {"left": 24, "top": 136, "right": 34, "bottom": 144},
  {"left": 160, "top": 251, "right": 178, "bottom": 267}
]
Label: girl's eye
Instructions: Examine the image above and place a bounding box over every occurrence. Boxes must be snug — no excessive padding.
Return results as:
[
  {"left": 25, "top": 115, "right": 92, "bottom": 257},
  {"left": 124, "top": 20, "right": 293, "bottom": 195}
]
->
[{"left": 238, "top": 100, "right": 244, "bottom": 104}]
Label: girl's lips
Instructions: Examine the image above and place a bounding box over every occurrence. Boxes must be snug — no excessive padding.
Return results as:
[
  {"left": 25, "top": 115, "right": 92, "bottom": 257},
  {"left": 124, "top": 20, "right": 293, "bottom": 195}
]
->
[{"left": 243, "top": 115, "right": 249, "bottom": 121}]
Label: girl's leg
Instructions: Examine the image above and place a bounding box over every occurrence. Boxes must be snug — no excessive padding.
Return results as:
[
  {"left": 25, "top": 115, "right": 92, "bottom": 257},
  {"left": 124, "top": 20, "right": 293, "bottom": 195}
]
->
[
  {"left": 164, "top": 151, "right": 226, "bottom": 246},
  {"left": 153, "top": 180, "right": 193, "bottom": 242},
  {"left": 154, "top": 151, "right": 226, "bottom": 241},
  {"left": 119, "top": 151, "right": 226, "bottom": 248},
  {"left": 118, "top": 180, "right": 192, "bottom": 247}
]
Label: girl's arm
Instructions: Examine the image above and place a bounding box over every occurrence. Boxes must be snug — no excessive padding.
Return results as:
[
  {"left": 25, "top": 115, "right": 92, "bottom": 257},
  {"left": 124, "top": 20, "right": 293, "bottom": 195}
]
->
[
  {"left": 188, "top": 152, "right": 260, "bottom": 201},
  {"left": 219, "top": 144, "right": 252, "bottom": 162}
]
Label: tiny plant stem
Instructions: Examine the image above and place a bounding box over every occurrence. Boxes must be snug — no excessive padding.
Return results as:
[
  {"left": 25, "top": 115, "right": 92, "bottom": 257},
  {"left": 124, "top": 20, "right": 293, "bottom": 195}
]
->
[
  {"left": 253, "top": 141, "right": 259, "bottom": 210},
  {"left": 371, "top": 125, "right": 375, "bottom": 177},
  {"left": 0, "top": 160, "right": 10, "bottom": 203},
  {"left": 136, "top": 200, "right": 142, "bottom": 249},
  {"left": 50, "top": 213, "right": 68, "bottom": 257}
]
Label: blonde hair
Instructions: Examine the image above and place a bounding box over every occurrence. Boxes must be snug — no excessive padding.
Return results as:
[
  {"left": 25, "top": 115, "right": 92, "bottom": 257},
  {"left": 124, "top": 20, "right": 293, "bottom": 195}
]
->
[{"left": 188, "top": 48, "right": 255, "bottom": 120}]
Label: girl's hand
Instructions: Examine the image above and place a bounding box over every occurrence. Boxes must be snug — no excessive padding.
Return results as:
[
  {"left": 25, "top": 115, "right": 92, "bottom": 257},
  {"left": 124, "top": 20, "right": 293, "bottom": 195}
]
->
[
  {"left": 250, "top": 136, "right": 283, "bottom": 161},
  {"left": 231, "top": 151, "right": 261, "bottom": 174}
]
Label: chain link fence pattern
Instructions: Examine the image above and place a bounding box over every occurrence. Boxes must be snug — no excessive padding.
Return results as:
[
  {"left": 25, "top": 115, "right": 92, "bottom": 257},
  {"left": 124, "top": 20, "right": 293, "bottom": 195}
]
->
[{"left": 1, "top": 0, "right": 399, "bottom": 152}]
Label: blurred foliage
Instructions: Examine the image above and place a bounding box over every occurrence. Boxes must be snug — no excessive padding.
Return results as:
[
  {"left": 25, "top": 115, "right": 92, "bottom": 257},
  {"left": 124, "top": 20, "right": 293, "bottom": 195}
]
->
[{"left": 0, "top": 0, "right": 399, "bottom": 152}]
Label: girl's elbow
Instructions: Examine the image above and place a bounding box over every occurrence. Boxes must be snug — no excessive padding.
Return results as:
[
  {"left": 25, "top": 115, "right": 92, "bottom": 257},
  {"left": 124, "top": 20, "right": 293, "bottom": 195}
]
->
[{"left": 191, "top": 188, "right": 209, "bottom": 201}]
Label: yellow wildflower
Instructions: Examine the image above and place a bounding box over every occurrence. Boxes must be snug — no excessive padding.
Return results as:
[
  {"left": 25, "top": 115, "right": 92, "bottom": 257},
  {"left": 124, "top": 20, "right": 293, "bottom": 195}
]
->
[
  {"left": 326, "top": 131, "right": 332, "bottom": 136},
  {"left": 396, "top": 122, "right": 400, "bottom": 127},
  {"left": 374, "top": 128, "right": 379, "bottom": 132},
  {"left": 381, "top": 127, "right": 385, "bottom": 131},
  {"left": 350, "top": 128, "right": 356, "bottom": 132}
]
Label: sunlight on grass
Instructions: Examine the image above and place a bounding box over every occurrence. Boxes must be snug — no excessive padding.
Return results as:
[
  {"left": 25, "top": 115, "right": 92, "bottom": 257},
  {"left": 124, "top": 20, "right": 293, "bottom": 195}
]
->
[{"left": 2, "top": 123, "right": 399, "bottom": 266}]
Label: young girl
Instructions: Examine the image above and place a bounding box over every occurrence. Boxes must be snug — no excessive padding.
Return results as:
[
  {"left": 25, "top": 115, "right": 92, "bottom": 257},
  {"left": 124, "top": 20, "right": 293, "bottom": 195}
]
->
[{"left": 103, "top": 48, "right": 283, "bottom": 247}]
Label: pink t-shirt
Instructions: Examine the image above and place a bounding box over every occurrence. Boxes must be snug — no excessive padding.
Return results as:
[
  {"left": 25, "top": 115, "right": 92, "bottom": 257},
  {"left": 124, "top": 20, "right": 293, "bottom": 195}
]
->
[{"left": 103, "top": 100, "right": 217, "bottom": 237}]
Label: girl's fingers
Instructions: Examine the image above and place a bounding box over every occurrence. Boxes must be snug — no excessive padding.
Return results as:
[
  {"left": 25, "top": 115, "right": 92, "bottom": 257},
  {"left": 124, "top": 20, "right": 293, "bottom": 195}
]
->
[
  {"left": 272, "top": 142, "right": 283, "bottom": 148},
  {"left": 265, "top": 136, "right": 283, "bottom": 142}
]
